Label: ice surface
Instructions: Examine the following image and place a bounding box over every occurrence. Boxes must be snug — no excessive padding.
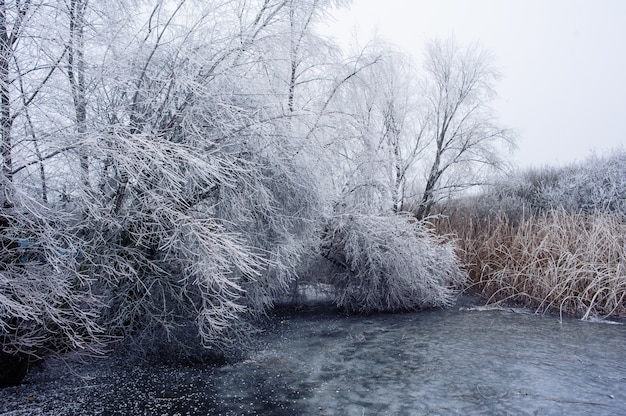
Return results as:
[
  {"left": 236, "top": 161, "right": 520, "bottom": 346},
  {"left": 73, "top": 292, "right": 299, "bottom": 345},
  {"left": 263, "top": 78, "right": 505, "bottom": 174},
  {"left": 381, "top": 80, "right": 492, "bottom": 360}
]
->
[{"left": 1, "top": 303, "right": 625, "bottom": 415}]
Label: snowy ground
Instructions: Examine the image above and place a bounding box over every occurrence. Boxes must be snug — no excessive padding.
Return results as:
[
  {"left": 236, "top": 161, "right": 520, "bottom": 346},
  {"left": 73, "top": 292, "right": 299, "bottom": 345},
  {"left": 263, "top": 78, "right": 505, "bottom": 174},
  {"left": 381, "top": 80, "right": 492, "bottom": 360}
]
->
[{"left": 1, "top": 299, "right": 625, "bottom": 415}]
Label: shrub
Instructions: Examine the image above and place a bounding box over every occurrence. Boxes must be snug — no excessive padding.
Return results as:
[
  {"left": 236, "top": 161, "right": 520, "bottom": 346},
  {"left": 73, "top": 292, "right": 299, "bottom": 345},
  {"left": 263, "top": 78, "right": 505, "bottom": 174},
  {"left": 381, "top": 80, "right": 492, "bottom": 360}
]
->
[
  {"left": 543, "top": 149, "right": 626, "bottom": 214},
  {"left": 473, "top": 148, "right": 626, "bottom": 218},
  {"left": 72, "top": 126, "right": 321, "bottom": 360},
  {"left": 0, "top": 201, "right": 105, "bottom": 387},
  {"left": 322, "top": 213, "right": 465, "bottom": 313}
]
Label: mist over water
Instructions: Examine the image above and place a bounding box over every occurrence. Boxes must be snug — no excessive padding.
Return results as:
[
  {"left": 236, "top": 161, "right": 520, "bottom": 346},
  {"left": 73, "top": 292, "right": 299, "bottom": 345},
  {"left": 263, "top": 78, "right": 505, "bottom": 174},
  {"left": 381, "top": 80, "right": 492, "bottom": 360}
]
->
[{"left": 2, "top": 301, "right": 624, "bottom": 415}]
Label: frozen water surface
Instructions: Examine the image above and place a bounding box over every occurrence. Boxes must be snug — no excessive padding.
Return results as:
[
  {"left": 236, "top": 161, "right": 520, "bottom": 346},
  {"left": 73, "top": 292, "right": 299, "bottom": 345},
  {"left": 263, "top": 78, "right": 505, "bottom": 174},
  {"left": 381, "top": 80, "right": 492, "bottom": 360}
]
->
[{"left": 1, "top": 301, "right": 625, "bottom": 415}]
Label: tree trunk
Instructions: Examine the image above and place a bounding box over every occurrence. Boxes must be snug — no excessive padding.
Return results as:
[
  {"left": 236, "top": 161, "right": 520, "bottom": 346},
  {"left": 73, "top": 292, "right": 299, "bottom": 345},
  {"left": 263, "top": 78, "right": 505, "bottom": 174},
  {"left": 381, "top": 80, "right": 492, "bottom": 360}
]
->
[
  {"left": 0, "top": 0, "right": 12, "bottom": 194},
  {"left": 415, "top": 139, "right": 443, "bottom": 220},
  {"left": 68, "top": 0, "right": 89, "bottom": 189}
]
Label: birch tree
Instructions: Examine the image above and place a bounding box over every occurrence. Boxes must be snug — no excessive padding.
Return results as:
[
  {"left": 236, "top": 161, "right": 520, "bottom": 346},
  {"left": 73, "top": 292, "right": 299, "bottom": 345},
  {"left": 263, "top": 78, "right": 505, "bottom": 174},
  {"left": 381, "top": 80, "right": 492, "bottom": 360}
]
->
[
  {"left": 414, "top": 38, "right": 517, "bottom": 219},
  {"left": 314, "top": 45, "right": 425, "bottom": 216},
  {"left": 0, "top": 0, "right": 32, "bottom": 200}
]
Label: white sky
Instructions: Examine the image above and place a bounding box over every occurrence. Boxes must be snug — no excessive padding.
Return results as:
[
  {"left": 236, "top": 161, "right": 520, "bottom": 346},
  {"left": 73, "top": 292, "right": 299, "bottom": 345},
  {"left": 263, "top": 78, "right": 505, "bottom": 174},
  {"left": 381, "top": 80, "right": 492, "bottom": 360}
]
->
[{"left": 320, "top": 0, "right": 626, "bottom": 168}]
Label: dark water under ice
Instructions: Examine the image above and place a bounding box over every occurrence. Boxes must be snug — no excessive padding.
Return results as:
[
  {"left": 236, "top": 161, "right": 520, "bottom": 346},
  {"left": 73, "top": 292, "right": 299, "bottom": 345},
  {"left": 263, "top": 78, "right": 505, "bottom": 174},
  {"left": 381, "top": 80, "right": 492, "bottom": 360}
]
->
[{"left": 1, "top": 300, "right": 625, "bottom": 415}]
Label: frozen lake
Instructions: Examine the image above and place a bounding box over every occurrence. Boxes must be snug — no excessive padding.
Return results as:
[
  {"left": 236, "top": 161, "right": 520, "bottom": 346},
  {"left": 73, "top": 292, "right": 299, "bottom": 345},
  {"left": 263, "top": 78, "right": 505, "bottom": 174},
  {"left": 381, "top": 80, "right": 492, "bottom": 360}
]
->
[{"left": 1, "top": 300, "right": 625, "bottom": 415}]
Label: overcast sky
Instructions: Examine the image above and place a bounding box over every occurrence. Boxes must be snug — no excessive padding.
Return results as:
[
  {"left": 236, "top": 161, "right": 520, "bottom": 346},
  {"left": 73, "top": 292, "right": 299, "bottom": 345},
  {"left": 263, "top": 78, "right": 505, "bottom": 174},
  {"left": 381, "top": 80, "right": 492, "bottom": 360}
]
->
[{"left": 321, "top": 0, "right": 626, "bottom": 168}]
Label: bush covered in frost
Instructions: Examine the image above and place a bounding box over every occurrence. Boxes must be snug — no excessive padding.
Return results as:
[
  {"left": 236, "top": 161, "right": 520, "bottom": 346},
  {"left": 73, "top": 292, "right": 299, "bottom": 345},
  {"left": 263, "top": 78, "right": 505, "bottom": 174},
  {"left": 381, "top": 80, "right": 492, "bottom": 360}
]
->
[
  {"left": 474, "top": 148, "right": 626, "bottom": 218},
  {"left": 322, "top": 213, "right": 465, "bottom": 313},
  {"left": 0, "top": 200, "right": 105, "bottom": 387},
  {"left": 542, "top": 149, "right": 626, "bottom": 214}
]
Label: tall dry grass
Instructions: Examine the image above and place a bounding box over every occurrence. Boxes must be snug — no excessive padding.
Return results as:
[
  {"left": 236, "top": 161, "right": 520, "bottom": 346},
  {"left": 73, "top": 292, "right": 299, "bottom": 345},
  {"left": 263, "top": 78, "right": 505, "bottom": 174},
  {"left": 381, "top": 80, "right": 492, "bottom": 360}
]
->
[{"left": 434, "top": 209, "right": 626, "bottom": 318}]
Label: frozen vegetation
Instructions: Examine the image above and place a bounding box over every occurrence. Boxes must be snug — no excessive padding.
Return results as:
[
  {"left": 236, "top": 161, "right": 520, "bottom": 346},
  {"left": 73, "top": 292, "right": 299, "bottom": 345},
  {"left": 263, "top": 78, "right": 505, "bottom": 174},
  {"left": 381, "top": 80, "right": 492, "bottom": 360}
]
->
[
  {"left": 2, "top": 3, "right": 624, "bottom": 413},
  {"left": 323, "top": 213, "right": 464, "bottom": 313},
  {"left": 2, "top": 0, "right": 516, "bottom": 385},
  {"left": 434, "top": 149, "right": 626, "bottom": 318}
]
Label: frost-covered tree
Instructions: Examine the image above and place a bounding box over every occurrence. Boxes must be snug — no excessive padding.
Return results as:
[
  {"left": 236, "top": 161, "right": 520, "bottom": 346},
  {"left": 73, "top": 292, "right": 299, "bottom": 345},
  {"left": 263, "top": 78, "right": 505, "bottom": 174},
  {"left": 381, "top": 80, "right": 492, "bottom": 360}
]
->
[
  {"left": 0, "top": 0, "right": 337, "bottom": 378},
  {"left": 0, "top": 0, "right": 111, "bottom": 387},
  {"left": 70, "top": 0, "right": 328, "bottom": 354},
  {"left": 334, "top": 48, "right": 426, "bottom": 213},
  {"left": 414, "top": 37, "right": 517, "bottom": 219},
  {"left": 542, "top": 149, "right": 626, "bottom": 214},
  {"left": 315, "top": 46, "right": 466, "bottom": 312}
]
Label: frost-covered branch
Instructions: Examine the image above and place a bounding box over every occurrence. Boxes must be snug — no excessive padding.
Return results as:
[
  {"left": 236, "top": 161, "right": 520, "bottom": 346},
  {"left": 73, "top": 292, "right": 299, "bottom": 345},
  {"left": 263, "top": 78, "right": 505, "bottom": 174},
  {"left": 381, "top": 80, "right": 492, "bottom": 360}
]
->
[{"left": 323, "top": 212, "right": 465, "bottom": 313}]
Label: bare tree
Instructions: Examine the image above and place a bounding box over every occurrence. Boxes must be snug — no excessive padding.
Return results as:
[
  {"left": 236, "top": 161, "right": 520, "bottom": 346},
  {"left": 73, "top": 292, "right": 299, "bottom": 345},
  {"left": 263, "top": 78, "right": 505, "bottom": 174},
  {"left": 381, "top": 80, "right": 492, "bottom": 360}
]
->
[
  {"left": 313, "top": 46, "right": 467, "bottom": 313},
  {"left": 359, "top": 52, "right": 426, "bottom": 213},
  {"left": 319, "top": 45, "right": 426, "bottom": 214},
  {"left": 414, "top": 37, "right": 517, "bottom": 220}
]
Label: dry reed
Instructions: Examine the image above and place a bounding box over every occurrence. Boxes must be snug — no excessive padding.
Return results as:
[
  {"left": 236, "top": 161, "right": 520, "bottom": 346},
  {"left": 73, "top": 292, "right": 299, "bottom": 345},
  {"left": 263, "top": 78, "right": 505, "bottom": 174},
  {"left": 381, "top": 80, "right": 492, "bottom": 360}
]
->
[{"left": 434, "top": 209, "right": 626, "bottom": 318}]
